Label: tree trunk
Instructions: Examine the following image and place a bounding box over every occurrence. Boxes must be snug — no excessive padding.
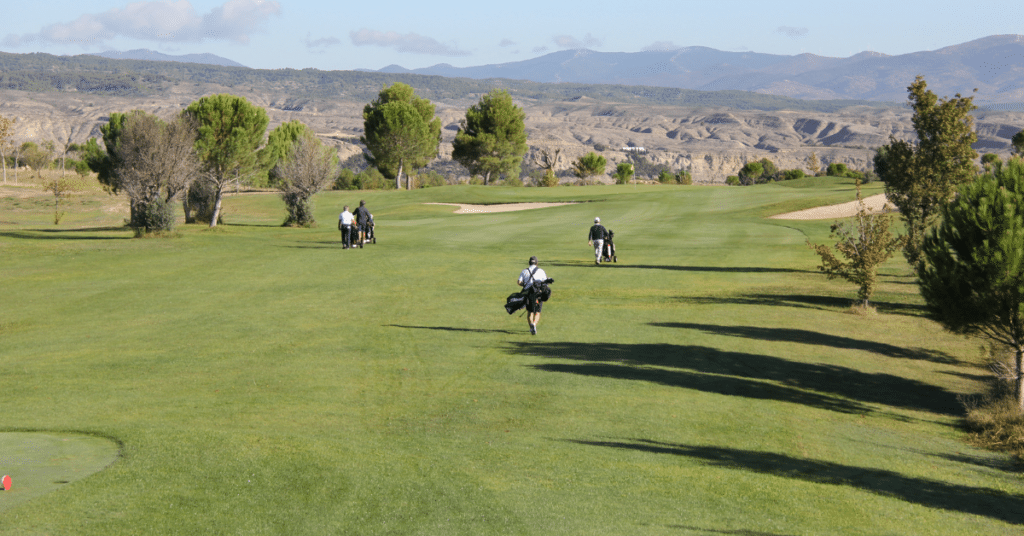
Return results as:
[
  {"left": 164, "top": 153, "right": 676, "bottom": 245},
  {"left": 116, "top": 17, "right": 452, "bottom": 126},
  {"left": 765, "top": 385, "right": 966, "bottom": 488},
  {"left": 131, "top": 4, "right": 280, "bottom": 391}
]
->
[
  {"left": 182, "top": 197, "right": 194, "bottom": 224},
  {"left": 396, "top": 161, "right": 404, "bottom": 191},
  {"left": 484, "top": 171, "right": 491, "bottom": 186},
  {"left": 1017, "top": 345, "right": 1024, "bottom": 414},
  {"left": 209, "top": 186, "right": 224, "bottom": 228}
]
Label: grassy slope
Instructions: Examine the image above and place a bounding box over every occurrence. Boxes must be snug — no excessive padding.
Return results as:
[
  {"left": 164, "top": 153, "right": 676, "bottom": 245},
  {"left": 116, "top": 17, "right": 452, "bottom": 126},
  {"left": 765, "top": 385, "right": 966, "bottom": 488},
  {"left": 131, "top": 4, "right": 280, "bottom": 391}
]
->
[{"left": 0, "top": 179, "right": 1021, "bottom": 535}]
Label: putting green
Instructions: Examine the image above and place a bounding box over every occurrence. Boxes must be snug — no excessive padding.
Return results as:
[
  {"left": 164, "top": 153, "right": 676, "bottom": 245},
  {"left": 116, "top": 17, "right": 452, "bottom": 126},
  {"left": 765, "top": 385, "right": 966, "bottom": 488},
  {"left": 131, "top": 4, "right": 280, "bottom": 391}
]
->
[{"left": 0, "top": 432, "right": 119, "bottom": 512}]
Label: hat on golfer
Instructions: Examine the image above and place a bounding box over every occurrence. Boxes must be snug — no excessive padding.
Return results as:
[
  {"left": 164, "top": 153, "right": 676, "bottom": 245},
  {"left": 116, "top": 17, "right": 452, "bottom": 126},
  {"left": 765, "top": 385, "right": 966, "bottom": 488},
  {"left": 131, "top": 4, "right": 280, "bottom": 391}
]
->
[
  {"left": 594, "top": 217, "right": 600, "bottom": 223},
  {"left": 529, "top": 256, "right": 538, "bottom": 265}
]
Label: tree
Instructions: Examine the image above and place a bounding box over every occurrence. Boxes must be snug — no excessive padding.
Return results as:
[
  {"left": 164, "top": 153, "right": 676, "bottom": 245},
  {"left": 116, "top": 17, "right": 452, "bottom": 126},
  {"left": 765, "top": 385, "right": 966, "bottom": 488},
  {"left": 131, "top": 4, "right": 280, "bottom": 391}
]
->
[
  {"left": 572, "top": 152, "right": 607, "bottom": 184},
  {"left": 875, "top": 76, "right": 978, "bottom": 266},
  {"left": 981, "top": 153, "right": 1002, "bottom": 174},
  {"left": 186, "top": 94, "right": 269, "bottom": 227},
  {"left": 112, "top": 111, "right": 200, "bottom": 233},
  {"left": 0, "top": 115, "right": 16, "bottom": 184},
  {"left": 20, "top": 141, "right": 54, "bottom": 176},
  {"left": 275, "top": 131, "right": 339, "bottom": 227},
  {"left": 808, "top": 181, "right": 907, "bottom": 308},
  {"left": 613, "top": 162, "right": 634, "bottom": 184},
  {"left": 534, "top": 148, "right": 561, "bottom": 187},
  {"left": 42, "top": 175, "right": 79, "bottom": 225},
  {"left": 806, "top": 152, "right": 821, "bottom": 176},
  {"left": 918, "top": 158, "right": 1024, "bottom": 412},
  {"left": 1012, "top": 130, "right": 1024, "bottom": 156},
  {"left": 452, "top": 89, "right": 528, "bottom": 185},
  {"left": 361, "top": 83, "right": 440, "bottom": 190},
  {"left": 257, "top": 120, "right": 313, "bottom": 188},
  {"left": 738, "top": 161, "right": 763, "bottom": 185}
]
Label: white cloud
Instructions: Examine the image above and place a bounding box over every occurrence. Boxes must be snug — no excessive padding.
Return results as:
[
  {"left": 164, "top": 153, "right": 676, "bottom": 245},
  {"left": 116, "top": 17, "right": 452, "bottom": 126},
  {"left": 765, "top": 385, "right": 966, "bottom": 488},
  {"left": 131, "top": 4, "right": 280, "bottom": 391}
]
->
[
  {"left": 553, "top": 33, "right": 602, "bottom": 49},
  {"left": 777, "top": 26, "right": 809, "bottom": 38},
  {"left": 305, "top": 35, "right": 341, "bottom": 49},
  {"left": 642, "top": 41, "right": 681, "bottom": 52},
  {"left": 349, "top": 29, "right": 470, "bottom": 56},
  {"left": 3, "top": 0, "right": 280, "bottom": 47}
]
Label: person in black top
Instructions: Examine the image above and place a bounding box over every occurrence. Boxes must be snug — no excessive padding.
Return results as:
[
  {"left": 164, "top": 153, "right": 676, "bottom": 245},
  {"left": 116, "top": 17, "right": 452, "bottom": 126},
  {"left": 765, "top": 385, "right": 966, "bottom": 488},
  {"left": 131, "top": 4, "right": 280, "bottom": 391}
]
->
[
  {"left": 353, "top": 200, "right": 371, "bottom": 248},
  {"left": 588, "top": 217, "right": 607, "bottom": 265}
]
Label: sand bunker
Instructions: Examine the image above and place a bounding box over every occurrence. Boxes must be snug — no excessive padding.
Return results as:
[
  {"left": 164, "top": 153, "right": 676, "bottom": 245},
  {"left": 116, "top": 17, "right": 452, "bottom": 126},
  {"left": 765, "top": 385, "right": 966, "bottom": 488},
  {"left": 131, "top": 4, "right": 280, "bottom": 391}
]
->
[
  {"left": 425, "top": 202, "right": 576, "bottom": 214},
  {"left": 770, "top": 194, "right": 893, "bottom": 220}
]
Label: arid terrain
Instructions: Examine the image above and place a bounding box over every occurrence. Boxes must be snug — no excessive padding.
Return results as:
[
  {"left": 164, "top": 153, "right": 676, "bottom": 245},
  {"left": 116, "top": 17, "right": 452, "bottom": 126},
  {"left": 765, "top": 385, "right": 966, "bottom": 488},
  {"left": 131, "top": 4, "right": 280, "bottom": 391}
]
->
[{"left": 2, "top": 83, "right": 1023, "bottom": 183}]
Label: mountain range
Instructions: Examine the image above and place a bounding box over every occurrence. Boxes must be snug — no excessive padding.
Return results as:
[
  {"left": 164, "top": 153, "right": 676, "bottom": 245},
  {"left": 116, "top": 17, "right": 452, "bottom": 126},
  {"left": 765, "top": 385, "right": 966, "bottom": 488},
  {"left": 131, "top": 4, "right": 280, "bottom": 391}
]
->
[
  {"left": 375, "top": 35, "right": 1024, "bottom": 108},
  {"left": 90, "top": 49, "right": 247, "bottom": 68}
]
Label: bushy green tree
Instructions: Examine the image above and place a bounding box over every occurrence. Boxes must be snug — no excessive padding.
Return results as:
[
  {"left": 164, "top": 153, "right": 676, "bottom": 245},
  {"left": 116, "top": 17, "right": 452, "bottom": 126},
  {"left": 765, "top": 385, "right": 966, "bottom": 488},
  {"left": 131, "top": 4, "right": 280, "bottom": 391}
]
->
[
  {"left": 981, "top": 153, "right": 1002, "bottom": 174},
  {"left": 919, "top": 158, "right": 1024, "bottom": 412},
  {"left": 361, "top": 83, "right": 440, "bottom": 190},
  {"left": 658, "top": 169, "right": 675, "bottom": 184},
  {"left": 573, "top": 152, "right": 607, "bottom": 184},
  {"left": 782, "top": 169, "right": 805, "bottom": 181},
  {"left": 738, "top": 161, "right": 763, "bottom": 185},
  {"left": 257, "top": 120, "right": 314, "bottom": 188},
  {"left": 827, "top": 162, "right": 849, "bottom": 177},
  {"left": 809, "top": 181, "right": 907, "bottom": 308},
  {"left": 186, "top": 94, "right": 269, "bottom": 227},
  {"left": 451, "top": 89, "right": 528, "bottom": 185},
  {"left": 676, "top": 169, "right": 693, "bottom": 185},
  {"left": 1012, "top": 130, "right": 1024, "bottom": 156},
  {"left": 613, "top": 162, "right": 633, "bottom": 184},
  {"left": 875, "top": 76, "right": 978, "bottom": 265}
]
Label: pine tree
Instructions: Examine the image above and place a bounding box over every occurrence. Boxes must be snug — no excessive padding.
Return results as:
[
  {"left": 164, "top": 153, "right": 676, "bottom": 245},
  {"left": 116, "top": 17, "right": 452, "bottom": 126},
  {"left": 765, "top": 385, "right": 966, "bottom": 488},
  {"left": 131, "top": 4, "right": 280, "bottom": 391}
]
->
[
  {"left": 361, "top": 83, "right": 440, "bottom": 190},
  {"left": 452, "top": 89, "right": 528, "bottom": 185}
]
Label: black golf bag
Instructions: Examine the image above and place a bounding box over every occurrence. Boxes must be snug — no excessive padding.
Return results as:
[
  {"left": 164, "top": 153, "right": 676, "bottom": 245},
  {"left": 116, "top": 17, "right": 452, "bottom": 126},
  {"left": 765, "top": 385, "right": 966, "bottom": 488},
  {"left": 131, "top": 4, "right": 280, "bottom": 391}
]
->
[
  {"left": 602, "top": 230, "right": 617, "bottom": 263},
  {"left": 504, "top": 278, "right": 554, "bottom": 315}
]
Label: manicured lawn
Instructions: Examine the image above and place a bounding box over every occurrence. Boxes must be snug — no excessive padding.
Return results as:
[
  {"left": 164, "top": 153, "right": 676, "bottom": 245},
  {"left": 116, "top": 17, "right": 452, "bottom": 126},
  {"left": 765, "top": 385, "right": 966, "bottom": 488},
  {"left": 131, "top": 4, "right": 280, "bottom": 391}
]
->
[{"left": 0, "top": 178, "right": 1021, "bottom": 534}]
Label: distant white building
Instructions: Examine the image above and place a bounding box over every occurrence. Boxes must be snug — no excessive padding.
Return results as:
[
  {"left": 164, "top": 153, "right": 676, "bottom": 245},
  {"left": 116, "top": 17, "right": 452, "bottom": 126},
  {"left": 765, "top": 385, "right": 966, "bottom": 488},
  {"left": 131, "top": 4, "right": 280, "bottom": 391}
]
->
[{"left": 622, "top": 147, "right": 647, "bottom": 153}]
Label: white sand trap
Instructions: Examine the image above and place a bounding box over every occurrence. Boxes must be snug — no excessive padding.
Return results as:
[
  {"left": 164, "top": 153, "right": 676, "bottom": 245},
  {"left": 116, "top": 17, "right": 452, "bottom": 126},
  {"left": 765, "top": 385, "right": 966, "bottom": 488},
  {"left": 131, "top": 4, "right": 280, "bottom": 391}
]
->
[
  {"left": 770, "top": 194, "right": 894, "bottom": 220},
  {"left": 425, "top": 202, "right": 576, "bottom": 214}
]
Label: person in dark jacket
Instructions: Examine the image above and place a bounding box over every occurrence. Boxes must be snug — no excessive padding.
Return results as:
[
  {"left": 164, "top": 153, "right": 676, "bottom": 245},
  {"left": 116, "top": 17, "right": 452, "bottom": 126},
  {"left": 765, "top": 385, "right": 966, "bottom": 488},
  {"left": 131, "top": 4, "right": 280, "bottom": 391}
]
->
[
  {"left": 588, "top": 217, "right": 607, "bottom": 265},
  {"left": 353, "top": 200, "right": 371, "bottom": 248}
]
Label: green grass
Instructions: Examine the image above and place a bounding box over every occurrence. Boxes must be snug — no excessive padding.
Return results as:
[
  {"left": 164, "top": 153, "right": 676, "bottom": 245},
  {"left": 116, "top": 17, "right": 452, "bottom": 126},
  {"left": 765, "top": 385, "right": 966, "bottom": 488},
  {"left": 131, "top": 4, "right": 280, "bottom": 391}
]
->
[{"left": 1, "top": 179, "right": 1021, "bottom": 534}]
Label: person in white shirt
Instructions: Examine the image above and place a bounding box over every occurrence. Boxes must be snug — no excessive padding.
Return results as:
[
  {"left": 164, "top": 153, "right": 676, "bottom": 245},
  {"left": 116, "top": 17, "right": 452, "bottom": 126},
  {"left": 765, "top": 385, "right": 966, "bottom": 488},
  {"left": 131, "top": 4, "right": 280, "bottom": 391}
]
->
[
  {"left": 338, "top": 206, "right": 354, "bottom": 249},
  {"left": 517, "top": 256, "right": 548, "bottom": 335}
]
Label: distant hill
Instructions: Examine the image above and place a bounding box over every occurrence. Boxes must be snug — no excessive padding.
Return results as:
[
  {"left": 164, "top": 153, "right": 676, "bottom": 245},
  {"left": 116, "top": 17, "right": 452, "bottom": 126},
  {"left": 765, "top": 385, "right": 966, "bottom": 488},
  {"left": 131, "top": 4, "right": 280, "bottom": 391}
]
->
[
  {"left": 380, "top": 35, "right": 1024, "bottom": 109},
  {"left": 90, "top": 49, "right": 247, "bottom": 68}
]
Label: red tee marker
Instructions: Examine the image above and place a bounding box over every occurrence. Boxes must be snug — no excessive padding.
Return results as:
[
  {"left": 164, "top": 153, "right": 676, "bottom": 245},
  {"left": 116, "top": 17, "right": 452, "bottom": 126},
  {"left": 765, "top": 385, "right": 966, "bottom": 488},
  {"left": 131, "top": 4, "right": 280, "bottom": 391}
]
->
[{"left": 1, "top": 475, "right": 10, "bottom": 491}]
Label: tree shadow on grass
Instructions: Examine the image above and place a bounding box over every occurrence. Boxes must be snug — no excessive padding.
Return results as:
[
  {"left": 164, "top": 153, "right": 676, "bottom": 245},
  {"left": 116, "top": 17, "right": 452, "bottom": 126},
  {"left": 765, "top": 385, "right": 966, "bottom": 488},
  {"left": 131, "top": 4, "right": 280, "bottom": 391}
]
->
[
  {"left": 389, "top": 324, "right": 518, "bottom": 335},
  {"left": 544, "top": 262, "right": 814, "bottom": 274},
  {"left": 676, "top": 293, "right": 929, "bottom": 318},
  {"left": 511, "top": 341, "right": 960, "bottom": 416},
  {"left": 664, "top": 527, "right": 795, "bottom": 536},
  {"left": 0, "top": 228, "right": 130, "bottom": 240},
  {"left": 566, "top": 438, "right": 1024, "bottom": 526},
  {"left": 651, "top": 322, "right": 958, "bottom": 364}
]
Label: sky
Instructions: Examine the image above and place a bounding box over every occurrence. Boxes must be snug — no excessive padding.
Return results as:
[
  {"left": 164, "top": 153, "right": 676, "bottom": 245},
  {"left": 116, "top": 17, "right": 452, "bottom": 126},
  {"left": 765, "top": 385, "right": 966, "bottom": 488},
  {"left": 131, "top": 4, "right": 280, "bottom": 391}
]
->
[{"left": 1, "top": 0, "right": 1022, "bottom": 71}]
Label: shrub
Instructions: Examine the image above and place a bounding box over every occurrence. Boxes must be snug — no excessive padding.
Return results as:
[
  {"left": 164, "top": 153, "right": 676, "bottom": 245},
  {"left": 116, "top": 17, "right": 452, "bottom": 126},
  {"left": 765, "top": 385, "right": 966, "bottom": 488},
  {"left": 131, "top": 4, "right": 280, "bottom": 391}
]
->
[
  {"left": 593, "top": 142, "right": 607, "bottom": 152},
  {"left": 726, "top": 176, "right": 740, "bottom": 186},
  {"left": 540, "top": 169, "right": 559, "bottom": 187},
  {"left": 356, "top": 167, "right": 390, "bottom": 190},
  {"left": 676, "top": 170, "right": 693, "bottom": 185},
  {"left": 658, "top": 169, "right": 675, "bottom": 184},
  {"left": 827, "top": 162, "right": 849, "bottom": 177},
  {"left": 137, "top": 197, "right": 176, "bottom": 235},
  {"left": 417, "top": 170, "right": 446, "bottom": 188},
  {"left": 186, "top": 180, "right": 220, "bottom": 224},
  {"left": 738, "top": 162, "right": 763, "bottom": 185},
  {"left": 782, "top": 169, "right": 805, "bottom": 181},
  {"left": 334, "top": 169, "right": 357, "bottom": 190}
]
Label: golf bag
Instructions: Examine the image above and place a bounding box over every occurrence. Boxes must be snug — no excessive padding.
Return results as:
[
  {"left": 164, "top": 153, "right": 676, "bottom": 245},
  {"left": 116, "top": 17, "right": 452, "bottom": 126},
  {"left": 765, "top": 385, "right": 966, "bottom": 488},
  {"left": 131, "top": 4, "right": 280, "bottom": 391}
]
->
[
  {"left": 602, "top": 230, "right": 617, "bottom": 263},
  {"left": 505, "top": 291, "right": 528, "bottom": 314}
]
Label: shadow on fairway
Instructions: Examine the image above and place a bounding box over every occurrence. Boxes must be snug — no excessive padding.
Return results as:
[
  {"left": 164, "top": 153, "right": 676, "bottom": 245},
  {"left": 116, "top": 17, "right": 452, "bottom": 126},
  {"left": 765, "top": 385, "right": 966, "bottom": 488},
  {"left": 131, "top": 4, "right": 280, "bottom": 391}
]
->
[
  {"left": 0, "top": 227, "right": 130, "bottom": 240},
  {"left": 665, "top": 527, "right": 795, "bottom": 536},
  {"left": 676, "top": 293, "right": 929, "bottom": 318},
  {"left": 389, "top": 324, "right": 518, "bottom": 335},
  {"left": 567, "top": 438, "right": 1024, "bottom": 526},
  {"left": 511, "top": 341, "right": 960, "bottom": 415},
  {"left": 545, "top": 262, "right": 814, "bottom": 273},
  {"left": 651, "top": 322, "right": 958, "bottom": 364}
]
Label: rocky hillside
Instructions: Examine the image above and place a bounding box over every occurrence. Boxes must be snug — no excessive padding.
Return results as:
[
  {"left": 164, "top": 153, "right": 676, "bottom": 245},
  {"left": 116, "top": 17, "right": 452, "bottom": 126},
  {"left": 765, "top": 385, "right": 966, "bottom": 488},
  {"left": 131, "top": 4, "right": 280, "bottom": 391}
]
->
[{"left": 2, "top": 85, "right": 1022, "bottom": 184}]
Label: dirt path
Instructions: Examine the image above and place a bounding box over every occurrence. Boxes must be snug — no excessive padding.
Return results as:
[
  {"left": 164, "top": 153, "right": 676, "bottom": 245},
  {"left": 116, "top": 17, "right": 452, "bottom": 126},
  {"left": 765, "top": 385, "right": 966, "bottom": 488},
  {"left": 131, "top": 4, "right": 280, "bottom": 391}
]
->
[
  {"left": 425, "top": 202, "right": 577, "bottom": 214},
  {"left": 769, "top": 194, "right": 892, "bottom": 220}
]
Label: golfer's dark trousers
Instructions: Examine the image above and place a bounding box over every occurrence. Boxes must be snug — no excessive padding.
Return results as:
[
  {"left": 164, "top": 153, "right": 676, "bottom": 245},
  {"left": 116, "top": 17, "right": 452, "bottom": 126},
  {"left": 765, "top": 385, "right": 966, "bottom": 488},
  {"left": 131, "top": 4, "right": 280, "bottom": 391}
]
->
[{"left": 342, "top": 224, "right": 353, "bottom": 247}]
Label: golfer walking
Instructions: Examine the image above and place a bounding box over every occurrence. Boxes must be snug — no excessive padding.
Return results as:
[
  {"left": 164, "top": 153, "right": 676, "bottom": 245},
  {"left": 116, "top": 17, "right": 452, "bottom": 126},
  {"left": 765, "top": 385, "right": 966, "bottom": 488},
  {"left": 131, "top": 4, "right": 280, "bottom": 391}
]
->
[
  {"left": 339, "top": 205, "right": 354, "bottom": 249},
  {"left": 518, "top": 256, "right": 548, "bottom": 335},
  {"left": 588, "top": 217, "right": 607, "bottom": 265}
]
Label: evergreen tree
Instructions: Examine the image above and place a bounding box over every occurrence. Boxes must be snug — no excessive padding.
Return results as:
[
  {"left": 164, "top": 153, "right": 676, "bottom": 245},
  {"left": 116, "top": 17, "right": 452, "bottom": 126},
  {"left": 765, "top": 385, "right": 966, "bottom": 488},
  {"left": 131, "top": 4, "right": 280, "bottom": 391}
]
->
[
  {"left": 875, "top": 76, "right": 978, "bottom": 266},
  {"left": 918, "top": 158, "right": 1024, "bottom": 413},
  {"left": 361, "top": 83, "right": 440, "bottom": 190},
  {"left": 451, "top": 89, "right": 528, "bottom": 185},
  {"left": 572, "top": 152, "right": 607, "bottom": 184},
  {"left": 186, "top": 94, "right": 269, "bottom": 227}
]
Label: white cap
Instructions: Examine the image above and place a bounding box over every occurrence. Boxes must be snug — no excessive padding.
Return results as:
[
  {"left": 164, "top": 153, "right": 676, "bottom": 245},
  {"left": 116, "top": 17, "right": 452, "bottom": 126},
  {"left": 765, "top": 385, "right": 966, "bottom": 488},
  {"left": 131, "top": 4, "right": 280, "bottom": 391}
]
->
[{"left": 594, "top": 217, "right": 600, "bottom": 223}]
